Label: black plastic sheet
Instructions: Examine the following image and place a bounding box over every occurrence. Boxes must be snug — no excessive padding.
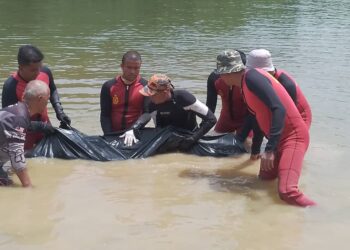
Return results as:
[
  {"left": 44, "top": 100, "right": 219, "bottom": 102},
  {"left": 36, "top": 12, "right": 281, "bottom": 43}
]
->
[{"left": 29, "top": 126, "right": 247, "bottom": 161}]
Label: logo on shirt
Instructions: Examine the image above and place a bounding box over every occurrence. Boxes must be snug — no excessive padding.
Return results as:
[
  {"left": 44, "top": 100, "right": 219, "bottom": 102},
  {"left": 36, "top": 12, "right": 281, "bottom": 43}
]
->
[{"left": 112, "top": 95, "right": 119, "bottom": 105}]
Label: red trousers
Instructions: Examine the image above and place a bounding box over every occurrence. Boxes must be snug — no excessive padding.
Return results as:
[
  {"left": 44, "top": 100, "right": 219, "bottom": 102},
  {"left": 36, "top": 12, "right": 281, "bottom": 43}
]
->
[{"left": 259, "top": 122, "right": 316, "bottom": 207}]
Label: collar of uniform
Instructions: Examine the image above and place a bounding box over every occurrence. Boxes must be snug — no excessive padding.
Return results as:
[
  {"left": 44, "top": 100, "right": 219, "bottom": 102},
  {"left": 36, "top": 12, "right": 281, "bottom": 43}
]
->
[
  {"left": 120, "top": 75, "right": 140, "bottom": 86},
  {"left": 15, "top": 71, "right": 28, "bottom": 83}
]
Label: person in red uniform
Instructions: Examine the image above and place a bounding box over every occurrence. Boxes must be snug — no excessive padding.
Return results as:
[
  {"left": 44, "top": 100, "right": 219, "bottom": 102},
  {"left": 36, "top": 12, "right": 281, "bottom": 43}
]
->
[
  {"left": 215, "top": 49, "right": 316, "bottom": 207},
  {"left": 246, "top": 49, "right": 312, "bottom": 129},
  {"left": 206, "top": 50, "right": 248, "bottom": 134},
  {"left": 2, "top": 45, "right": 70, "bottom": 150},
  {"left": 100, "top": 51, "right": 148, "bottom": 146}
]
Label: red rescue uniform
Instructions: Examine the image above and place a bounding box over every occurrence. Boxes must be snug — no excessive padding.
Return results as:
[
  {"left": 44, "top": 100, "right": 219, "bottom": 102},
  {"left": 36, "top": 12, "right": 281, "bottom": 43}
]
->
[
  {"left": 100, "top": 75, "right": 147, "bottom": 133},
  {"left": 242, "top": 68, "right": 315, "bottom": 206},
  {"left": 214, "top": 78, "right": 248, "bottom": 133},
  {"left": 274, "top": 69, "right": 312, "bottom": 129}
]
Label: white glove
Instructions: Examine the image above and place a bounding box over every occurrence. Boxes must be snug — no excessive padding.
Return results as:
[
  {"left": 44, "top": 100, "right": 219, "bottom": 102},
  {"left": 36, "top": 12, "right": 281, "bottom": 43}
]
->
[{"left": 120, "top": 129, "right": 139, "bottom": 147}]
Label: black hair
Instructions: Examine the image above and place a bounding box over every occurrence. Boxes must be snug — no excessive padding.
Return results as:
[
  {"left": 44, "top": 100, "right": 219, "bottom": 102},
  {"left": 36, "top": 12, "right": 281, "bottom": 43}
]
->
[
  {"left": 17, "top": 45, "right": 44, "bottom": 65},
  {"left": 122, "top": 50, "right": 141, "bottom": 64}
]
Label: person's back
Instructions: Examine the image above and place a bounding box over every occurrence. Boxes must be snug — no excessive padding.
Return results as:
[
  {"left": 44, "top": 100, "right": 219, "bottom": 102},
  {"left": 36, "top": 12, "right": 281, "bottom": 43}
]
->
[
  {"left": 149, "top": 89, "right": 199, "bottom": 131},
  {"left": 242, "top": 68, "right": 306, "bottom": 140},
  {"left": 246, "top": 49, "right": 312, "bottom": 129},
  {"left": 274, "top": 69, "right": 312, "bottom": 129}
]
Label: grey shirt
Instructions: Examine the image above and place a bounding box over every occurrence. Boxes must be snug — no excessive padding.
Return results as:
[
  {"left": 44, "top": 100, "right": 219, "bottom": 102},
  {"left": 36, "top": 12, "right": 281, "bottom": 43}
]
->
[{"left": 0, "top": 102, "right": 30, "bottom": 172}]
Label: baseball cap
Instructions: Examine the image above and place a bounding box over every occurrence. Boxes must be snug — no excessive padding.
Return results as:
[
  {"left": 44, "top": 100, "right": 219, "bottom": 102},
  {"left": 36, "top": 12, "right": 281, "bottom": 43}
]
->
[
  {"left": 246, "top": 49, "right": 275, "bottom": 71},
  {"left": 215, "top": 49, "right": 246, "bottom": 74},
  {"left": 139, "top": 74, "right": 173, "bottom": 96}
]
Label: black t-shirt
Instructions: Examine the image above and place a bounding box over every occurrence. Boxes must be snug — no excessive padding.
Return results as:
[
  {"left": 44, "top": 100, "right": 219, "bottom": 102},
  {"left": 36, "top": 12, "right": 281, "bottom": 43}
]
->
[{"left": 148, "top": 89, "right": 210, "bottom": 131}]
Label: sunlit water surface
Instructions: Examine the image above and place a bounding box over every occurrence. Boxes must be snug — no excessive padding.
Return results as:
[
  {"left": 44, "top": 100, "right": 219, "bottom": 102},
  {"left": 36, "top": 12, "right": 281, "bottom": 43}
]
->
[{"left": 0, "top": 0, "right": 349, "bottom": 249}]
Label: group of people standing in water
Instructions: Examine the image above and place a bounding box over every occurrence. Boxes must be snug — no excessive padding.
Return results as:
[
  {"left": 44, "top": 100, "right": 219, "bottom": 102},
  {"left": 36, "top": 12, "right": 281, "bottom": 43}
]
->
[{"left": 0, "top": 44, "right": 315, "bottom": 207}]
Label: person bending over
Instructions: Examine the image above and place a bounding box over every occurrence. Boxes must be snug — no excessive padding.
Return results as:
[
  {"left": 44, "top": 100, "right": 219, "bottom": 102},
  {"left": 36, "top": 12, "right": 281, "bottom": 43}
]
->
[
  {"left": 122, "top": 74, "right": 217, "bottom": 150},
  {"left": 215, "top": 49, "right": 315, "bottom": 207}
]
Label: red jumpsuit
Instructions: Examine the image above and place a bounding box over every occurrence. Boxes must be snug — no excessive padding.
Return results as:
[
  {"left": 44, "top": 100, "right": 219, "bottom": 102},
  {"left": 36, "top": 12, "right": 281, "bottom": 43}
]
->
[
  {"left": 242, "top": 68, "right": 315, "bottom": 206},
  {"left": 206, "top": 72, "right": 248, "bottom": 133},
  {"left": 100, "top": 75, "right": 147, "bottom": 133},
  {"left": 214, "top": 78, "right": 248, "bottom": 133}
]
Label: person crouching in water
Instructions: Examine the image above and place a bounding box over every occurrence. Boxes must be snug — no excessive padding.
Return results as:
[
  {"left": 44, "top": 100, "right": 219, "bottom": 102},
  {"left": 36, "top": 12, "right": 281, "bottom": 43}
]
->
[
  {"left": 121, "top": 74, "right": 217, "bottom": 150},
  {"left": 0, "top": 80, "right": 50, "bottom": 187}
]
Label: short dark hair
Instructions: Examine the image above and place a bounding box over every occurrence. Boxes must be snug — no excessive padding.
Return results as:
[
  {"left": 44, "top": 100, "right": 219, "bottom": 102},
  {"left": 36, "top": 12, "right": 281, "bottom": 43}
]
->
[
  {"left": 17, "top": 45, "right": 44, "bottom": 65},
  {"left": 122, "top": 50, "right": 141, "bottom": 64}
]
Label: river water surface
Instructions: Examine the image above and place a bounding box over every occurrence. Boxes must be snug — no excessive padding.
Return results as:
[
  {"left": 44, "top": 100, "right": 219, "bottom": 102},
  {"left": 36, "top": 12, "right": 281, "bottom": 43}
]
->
[{"left": 0, "top": 0, "right": 349, "bottom": 249}]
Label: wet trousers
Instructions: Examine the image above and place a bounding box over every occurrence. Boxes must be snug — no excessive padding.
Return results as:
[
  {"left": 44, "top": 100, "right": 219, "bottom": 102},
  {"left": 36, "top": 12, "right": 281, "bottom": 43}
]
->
[{"left": 259, "top": 124, "right": 316, "bottom": 207}]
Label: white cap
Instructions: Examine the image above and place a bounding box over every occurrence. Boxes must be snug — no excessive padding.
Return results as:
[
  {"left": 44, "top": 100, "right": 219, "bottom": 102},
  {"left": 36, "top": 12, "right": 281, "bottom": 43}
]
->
[{"left": 246, "top": 49, "right": 275, "bottom": 71}]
